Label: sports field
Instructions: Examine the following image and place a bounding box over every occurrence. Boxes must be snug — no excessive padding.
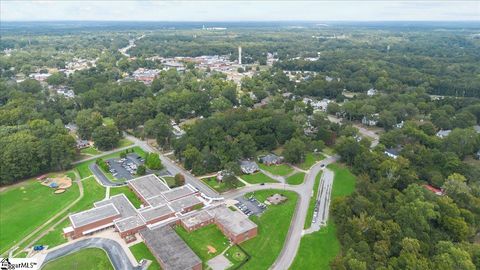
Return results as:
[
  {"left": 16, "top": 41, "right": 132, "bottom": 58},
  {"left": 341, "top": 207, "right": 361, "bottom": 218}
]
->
[{"left": 0, "top": 174, "right": 79, "bottom": 254}]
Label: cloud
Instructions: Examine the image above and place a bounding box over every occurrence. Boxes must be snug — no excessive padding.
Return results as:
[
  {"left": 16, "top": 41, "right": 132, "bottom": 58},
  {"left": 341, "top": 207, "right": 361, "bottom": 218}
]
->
[{"left": 1, "top": 1, "right": 479, "bottom": 21}]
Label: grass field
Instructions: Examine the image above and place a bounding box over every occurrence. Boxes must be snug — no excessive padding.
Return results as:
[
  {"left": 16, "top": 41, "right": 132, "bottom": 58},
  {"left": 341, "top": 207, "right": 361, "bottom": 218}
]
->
[
  {"left": 0, "top": 175, "right": 80, "bottom": 254},
  {"left": 297, "top": 153, "right": 325, "bottom": 170},
  {"left": 286, "top": 172, "right": 305, "bottom": 185},
  {"left": 175, "top": 224, "right": 230, "bottom": 262},
  {"left": 80, "top": 147, "right": 102, "bottom": 156},
  {"left": 109, "top": 186, "right": 142, "bottom": 208},
  {"left": 162, "top": 176, "right": 176, "bottom": 187},
  {"left": 291, "top": 220, "right": 339, "bottom": 270},
  {"left": 118, "top": 138, "right": 133, "bottom": 148},
  {"left": 304, "top": 172, "right": 322, "bottom": 229},
  {"left": 241, "top": 172, "right": 277, "bottom": 184},
  {"left": 292, "top": 163, "right": 356, "bottom": 269},
  {"left": 328, "top": 163, "right": 356, "bottom": 198},
  {"left": 129, "top": 242, "right": 161, "bottom": 270},
  {"left": 225, "top": 245, "right": 248, "bottom": 269},
  {"left": 33, "top": 176, "right": 106, "bottom": 248},
  {"left": 240, "top": 190, "right": 298, "bottom": 270},
  {"left": 202, "top": 177, "right": 245, "bottom": 193},
  {"left": 258, "top": 163, "right": 294, "bottom": 176},
  {"left": 42, "top": 248, "right": 113, "bottom": 270}
]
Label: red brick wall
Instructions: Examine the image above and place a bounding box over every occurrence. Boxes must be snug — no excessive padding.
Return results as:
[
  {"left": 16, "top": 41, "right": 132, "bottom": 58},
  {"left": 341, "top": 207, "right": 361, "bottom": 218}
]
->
[
  {"left": 145, "top": 212, "right": 176, "bottom": 225},
  {"left": 118, "top": 224, "right": 146, "bottom": 238},
  {"left": 180, "top": 217, "right": 214, "bottom": 232},
  {"left": 71, "top": 214, "right": 120, "bottom": 238}
]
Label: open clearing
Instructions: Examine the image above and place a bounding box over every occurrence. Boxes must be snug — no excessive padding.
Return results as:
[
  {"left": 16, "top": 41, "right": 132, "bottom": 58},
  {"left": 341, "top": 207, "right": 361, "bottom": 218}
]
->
[
  {"left": 292, "top": 163, "right": 356, "bottom": 269},
  {"left": 0, "top": 175, "right": 79, "bottom": 254},
  {"left": 202, "top": 176, "right": 245, "bottom": 193},
  {"left": 240, "top": 190, "right": 298, "bottom": 270},
  {"left": 129, "top": 242, "right": 161, "bottom": 270},
  {"left": 258, "top": 163, "right": 294, "bottom": 176},
  {"left": 42, "top": 248, "right": 113, "bottom": 270},
  {"left": 241, "top": 172, "right": 277, "bottom": 184}
]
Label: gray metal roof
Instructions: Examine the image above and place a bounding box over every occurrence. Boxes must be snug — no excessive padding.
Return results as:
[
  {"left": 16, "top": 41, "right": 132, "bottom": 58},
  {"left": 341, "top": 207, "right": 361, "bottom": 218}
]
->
[
  {"left": 161, "top": 185, "right": 196, "bottom": 202},
  {"left": 94, "top": 194, "right": 137, "bottom": 218},
  {"left": 139, "top": 205, "right": 174, "bottom": 222},
  {"left": 70, "top": 204, "right": 119, "bottom": 228},
  {"left": 169, "top": 195, "right": 203, "bottom": 212},
  {"left": 140, "top": 226, "right": 201, "bottom": 270},
  {"left": 208, "top": 206, "right": 257, "bottom": 236},
  {"left": 128, "top": 174, "right": 170, "bottom": 200},
  {"left": 114, "top": 215, "right": 145, "bottom": 232}
]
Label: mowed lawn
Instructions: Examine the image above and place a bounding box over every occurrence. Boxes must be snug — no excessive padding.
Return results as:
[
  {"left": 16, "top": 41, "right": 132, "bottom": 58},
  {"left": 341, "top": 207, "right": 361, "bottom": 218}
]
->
[
  {"left": 258, "top": 163, "right": 293, "bottom": 176},
  {"left": 129, "top": 242, "right": 161, "bottom": 270},
  {"left": 241, "top": 172, "right": 277, "bottom": 184},
  {"left": 0, "top": 177, "right": 80, "bottom": 254},
  {"left": 286, "top": 172, "right": 305, "bottom": 185},
  {"left": 80, "top": 146, "right": 102, "bottom": 156},
  {"left": 297, "top": 153, "right": 325, "bottom": 170},
  {"left": 175, "top": 224, "right": 230, "bottom": 262},
  {"left": 202, "top": 176, "right": 245, "bottom": 193},
  {"left": 292, "top": 163, "right": 356, "bottom": 269},
  {"left": 240, "top": 190, "right": 298, "bottom": 270},
  {"left": 109, "top": 186, "right": 142, "bottom": 208},
  {"left": 33, "top": 176, "right": 106, "bottom": 248},
  {"left": 42, "top": 248, "right": 113, "bottom": 270}
]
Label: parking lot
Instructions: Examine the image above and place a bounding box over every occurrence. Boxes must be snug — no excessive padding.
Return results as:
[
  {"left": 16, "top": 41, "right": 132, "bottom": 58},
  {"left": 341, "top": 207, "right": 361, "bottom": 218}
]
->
[
  {"left": 106, "top": 153, "right": 145, "bottom": 180},
  {"left": 235, "top": 196, "right": 267, "bottom": 217}
]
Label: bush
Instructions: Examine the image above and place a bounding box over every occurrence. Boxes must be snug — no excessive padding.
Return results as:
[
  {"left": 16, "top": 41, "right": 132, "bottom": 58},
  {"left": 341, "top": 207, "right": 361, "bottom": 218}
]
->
[
  {"left": 174, "top": 173, "right": 185, "bottom": 186},
  {"left": 96, "top": 158, "right": 109, "bottom": 172},
  {"left": 137, "top": 165, "right": 146, "bottom": 176}
]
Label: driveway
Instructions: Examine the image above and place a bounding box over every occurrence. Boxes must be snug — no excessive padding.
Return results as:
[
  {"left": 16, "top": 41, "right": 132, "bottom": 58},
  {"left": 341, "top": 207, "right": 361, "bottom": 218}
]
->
[{"left": 40, "top": 238, "right": 144, "bottom": 270}]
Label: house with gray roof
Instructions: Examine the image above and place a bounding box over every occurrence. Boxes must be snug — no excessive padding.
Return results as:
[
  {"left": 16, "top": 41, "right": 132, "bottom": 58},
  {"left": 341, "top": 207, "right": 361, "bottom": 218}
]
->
[{"left": 239, "top": 160, "right": 260, "bottom": 174}]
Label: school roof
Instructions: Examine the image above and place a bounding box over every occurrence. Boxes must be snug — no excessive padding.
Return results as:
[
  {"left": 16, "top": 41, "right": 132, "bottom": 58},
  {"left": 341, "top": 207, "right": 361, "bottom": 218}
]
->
[
  {"left": 181, "top": 211, "right": 213, "bottom": 228},
  {"left": 146, "top": 194, "right": 168, "bottom": 207},
  {"left": 169, "top": 195, "right": 203, "bottom": 212},
  {"left": 139, "top": 204, "right": 175, "bottom": 222},
  {"left": 70, "top": 204, "right": 120, "bottom": 228},
  {"left": 140, "top": 226, "right": 202, "bottom": 270},
  {"left": 208, "top": 206, "right": 257, "bottom": 236},
  {"left": 114, "top": 215, "right": 146, "bottom": 232},
  {"left": 127, "top": 174, "right": 170, "bottom": 201},
  {"left": 161, "top": 185, "right": 197, "bottom": 202},
  {"left": 94, "top": 194, "right": 137, "bottom": 218}
]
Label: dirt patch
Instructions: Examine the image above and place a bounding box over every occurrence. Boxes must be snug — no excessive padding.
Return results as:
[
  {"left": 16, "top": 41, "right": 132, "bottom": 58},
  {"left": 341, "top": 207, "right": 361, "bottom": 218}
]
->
[
  {"left": 207, "top": 245, "right": 217, "bottom": 254},
  {"left": 39, "top": 174, "right": 72, "bottom": 191},
  {"left": 54, "top": 189, "right": 66, "bottom": 194}
]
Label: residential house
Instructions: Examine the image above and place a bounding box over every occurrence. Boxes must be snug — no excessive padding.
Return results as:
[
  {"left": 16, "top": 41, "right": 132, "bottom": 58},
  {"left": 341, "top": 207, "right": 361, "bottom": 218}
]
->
[
  {"left": 367, "top": 88, "right": 378, "bottom": 96},
  {"left": 362, "top": 114, "right": 379, "bottom": 126},
  {"left": 436, "top": 129, "right": 452, "bottom": 138},
  {"left": 384, "top": 148, "right": 401, "bottom": 159},
  {"left": 259, "top": 154, "right": 284, "bottom": 166},
  {"left": 239, "top": 160, "right": 259, "bottom": 174}
]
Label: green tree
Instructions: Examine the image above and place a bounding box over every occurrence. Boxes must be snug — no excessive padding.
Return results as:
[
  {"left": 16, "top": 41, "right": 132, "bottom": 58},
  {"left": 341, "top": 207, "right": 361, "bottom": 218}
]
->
[
  {"left": 174, "top": 173, "right": 185, "bottom": 186},
  {"left": 145, "top": 153, "right": 163, "bottom": 170},
  {"left": 283, "top": 138, "right": 307, "bottom": 164},
  {"left": 92, "top": 124, "right": 120, "bottom": 150}
]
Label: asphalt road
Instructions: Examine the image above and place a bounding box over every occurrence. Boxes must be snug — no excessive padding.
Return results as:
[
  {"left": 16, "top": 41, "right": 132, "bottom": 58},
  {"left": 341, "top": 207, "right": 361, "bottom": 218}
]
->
[
  {"left": 40, "top": 238, "right": 144, "bottom": 270},
  {"left": 328, "top": 115, "right": 380, "bottom": 147},
  {"left": 124, "top": 134, "right": 220, "bottom": 198},
  {"left": 124, "top": 134, "right": 339, "bottom": 270},
  {"left": 89, "top": 163, "right": 125, "bottom": 187}
]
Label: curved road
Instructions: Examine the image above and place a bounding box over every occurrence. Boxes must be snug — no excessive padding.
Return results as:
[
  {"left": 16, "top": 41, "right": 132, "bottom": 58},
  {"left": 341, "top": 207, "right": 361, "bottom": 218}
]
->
[
  {"left": 40, "top": 238, "right": 143, "bottom": 270},
  {"left": 57, "top": 134, "right": 338, "bottom": 270}
]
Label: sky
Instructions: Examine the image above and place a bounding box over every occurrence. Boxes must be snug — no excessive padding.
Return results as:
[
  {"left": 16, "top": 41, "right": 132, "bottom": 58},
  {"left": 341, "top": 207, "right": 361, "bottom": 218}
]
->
[{"left": 1, "top": 1, "right": 479, "bottom": 22}]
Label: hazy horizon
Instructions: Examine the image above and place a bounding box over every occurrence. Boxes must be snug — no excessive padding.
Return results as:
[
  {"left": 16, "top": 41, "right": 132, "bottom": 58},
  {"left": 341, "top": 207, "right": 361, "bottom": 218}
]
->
[{"left": 2, "top": 1, "right": 479, "bottom": 22}]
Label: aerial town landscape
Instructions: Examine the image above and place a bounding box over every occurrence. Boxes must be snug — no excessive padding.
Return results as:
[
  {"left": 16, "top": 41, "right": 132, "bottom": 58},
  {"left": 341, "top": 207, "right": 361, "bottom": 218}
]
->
[{"left": 1, "top": 1, "right": 480, "bottom": 270}]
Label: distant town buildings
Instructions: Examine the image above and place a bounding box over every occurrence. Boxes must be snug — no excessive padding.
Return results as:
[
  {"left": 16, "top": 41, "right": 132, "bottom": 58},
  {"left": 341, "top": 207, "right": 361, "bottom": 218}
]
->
[
  {"left": 132, "top": 68, "right": 161, "bottom": 85},
  {"left": 436, "top": 129, "right": 452, "bottom": 138},
  {"left": 29, "top": 73, "right": 51, "bottom": 82},
  {"left": 362, "top": 114, "right": 379, "bottom": 126},
  {"left": 367, "top": 88, "right": 378, "bottom": 96}
]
